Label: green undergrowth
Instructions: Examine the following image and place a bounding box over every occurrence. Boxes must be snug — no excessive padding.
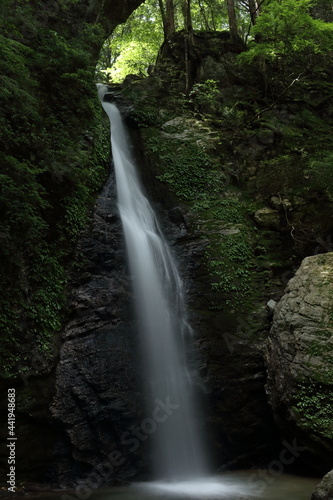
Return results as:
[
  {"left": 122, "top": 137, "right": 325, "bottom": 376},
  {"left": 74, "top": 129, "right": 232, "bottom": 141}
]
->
[
  {"left": 205, "top": 229, "right": 255, "bottom": 308},
  {"left": 293, "top": 381, "right": 333, "bottom": 439},
  {"left": 146, "top": 135, "right": 223, "bottom": 200},
  {"left": 192, "top": 196, "right": 260, "bottom": 312},
  {"left": 254, "top": 107, "right": 333, "bottom": 201},
  {"left": 141, "top": 120, "right": 262, "bottom": 317}
]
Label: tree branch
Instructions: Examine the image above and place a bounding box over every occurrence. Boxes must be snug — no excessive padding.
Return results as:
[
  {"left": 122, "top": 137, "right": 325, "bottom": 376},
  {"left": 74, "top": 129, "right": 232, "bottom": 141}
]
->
[{"left": 250, "top": 71, "right": 305, "bottom": 123}]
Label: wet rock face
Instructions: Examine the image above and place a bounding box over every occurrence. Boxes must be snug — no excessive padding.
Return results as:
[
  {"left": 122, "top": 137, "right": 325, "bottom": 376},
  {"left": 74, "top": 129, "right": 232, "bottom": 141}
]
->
[
  {"left": 265, "top": 254, "right": 333, "bottom": 473},
  {"left": 28, "top": 0, "right": 144, "bottom": 35},
  {"left": 151, "top": 208, "right": 280, "bottom": 471},
  {"left": 51, "top": 174, "right": 147, "bottom": 485},
  {"left": 103, "top": 0, "right": 144, "bottom": 29},
  {"left": 0, "top": 0, "right": 146, "bottom": 487}
]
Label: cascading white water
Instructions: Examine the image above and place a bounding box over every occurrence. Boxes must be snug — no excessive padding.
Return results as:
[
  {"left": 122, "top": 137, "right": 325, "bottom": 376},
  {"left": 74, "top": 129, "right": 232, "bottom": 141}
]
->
[{"left": 99, "top": 87, "right": 207, "bottom": 480}]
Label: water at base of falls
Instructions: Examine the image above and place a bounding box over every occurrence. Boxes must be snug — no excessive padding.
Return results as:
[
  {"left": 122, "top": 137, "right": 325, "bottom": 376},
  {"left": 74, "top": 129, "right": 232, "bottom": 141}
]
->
[
  {"left": 27, "top": 472, "right": 320, "bottom": 500},
  {"left": 130, "top": 473, "right": 320, "bottom": 500},
  {"left": 132, "top": 476, "right": 250, "bottom": 498},
  {"left": 98, "top": 85, "right": 207, "bottom": 481}
]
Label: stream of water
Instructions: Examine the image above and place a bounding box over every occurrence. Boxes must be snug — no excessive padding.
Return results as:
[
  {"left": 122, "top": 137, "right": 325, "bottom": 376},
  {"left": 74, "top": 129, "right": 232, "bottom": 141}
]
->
[{"left": 100, "top": 87, "right": 207, "bottom": 480}]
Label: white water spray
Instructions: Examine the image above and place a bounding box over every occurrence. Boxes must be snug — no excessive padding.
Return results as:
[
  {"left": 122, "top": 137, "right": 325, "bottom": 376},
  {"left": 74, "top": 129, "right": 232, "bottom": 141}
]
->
[{"left": 99, "top": 86, "right": 207, "bottom": 480}]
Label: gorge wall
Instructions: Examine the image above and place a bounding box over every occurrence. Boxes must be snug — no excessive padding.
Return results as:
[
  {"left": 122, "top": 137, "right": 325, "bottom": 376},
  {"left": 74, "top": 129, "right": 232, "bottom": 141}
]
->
[{"left": 51, "top": 172, "right": 148, "bottom": 484}]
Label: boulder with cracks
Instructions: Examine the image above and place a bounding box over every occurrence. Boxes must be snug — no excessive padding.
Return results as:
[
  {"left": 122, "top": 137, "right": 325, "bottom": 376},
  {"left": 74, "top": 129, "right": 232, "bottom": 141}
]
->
[{"left": 266, "top": 253, "right": 333, "bottom": 474}]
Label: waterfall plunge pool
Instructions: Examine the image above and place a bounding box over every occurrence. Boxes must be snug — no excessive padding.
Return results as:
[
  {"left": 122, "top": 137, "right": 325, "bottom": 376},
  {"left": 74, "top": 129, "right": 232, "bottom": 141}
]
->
[
  {"left": 25, "top": 472, "right": 319, "bottom": 500},
  {"left": 92, "top": 472, "right": 320, "bottom": 500}
]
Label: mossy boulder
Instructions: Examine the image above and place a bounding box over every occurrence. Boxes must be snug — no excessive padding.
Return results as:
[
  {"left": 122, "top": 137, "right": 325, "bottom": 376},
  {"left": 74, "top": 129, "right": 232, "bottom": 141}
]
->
[
  {"left": 254, "top": 207, "right": 281, "bottom": 231},
  {"left": 152, "top": 30, "right": 245, "bottom": 95}
]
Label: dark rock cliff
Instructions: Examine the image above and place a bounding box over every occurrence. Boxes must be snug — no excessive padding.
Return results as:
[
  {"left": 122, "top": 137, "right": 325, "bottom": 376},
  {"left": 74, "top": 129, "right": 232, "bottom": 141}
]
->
[
  {"left": 48, "top": 29, "right": 333, "bottom": 485},
  {"left": 51, "top": 172, "right": 148, "bottom": 485},
  {"left": 49, "top": 88, "right": 280, "bottom": 487}
]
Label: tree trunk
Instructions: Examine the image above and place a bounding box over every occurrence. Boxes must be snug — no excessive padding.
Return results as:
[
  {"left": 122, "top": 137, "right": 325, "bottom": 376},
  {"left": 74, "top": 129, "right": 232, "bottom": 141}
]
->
[
  {"left": 165, "top": 0, "right": 175, "bottom": 37},
  {"left": 182, "top": 0, "right": 193, "bottom": 33},
  {"left": 248, "top": 0, "right": 260, "bottom": 25},
  {"left": 159, "top": 0, "right": 175, "bottom": 39},
  {"left": 182, "top": 0, "right": 193, "bottom": 94},
  {"left": 226, "top": 0, "right": 238, "bottom": 39}
]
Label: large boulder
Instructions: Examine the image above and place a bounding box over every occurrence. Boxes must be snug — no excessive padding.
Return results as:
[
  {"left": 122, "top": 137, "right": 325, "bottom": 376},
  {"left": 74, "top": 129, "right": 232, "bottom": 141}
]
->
[
  {"left": 153, "top": 30, "right": 246, "bottom": 94},
  {"left": 266, "top": 253, "right": 333, "bottom": 473},
  {"left": 312, "top": 469, "right": 333, "bottom": 500}
]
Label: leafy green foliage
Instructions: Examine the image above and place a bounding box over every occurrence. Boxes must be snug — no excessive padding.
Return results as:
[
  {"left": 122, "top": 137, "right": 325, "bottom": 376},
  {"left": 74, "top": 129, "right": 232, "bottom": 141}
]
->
[
  {"left": 109, "top": 41, "right": 160, "bottom": 82},
  {"left": 294, "top": 381, "right": 333, "bottom": 438},
  {"left": 305, "top": 152, "right": 333, "bottom": 200},
  {"left": 241, "top": 0, "right": 333, "bottom": 65},
  {"left": 131, "top": 107, "right": 163, "bottom": 127},
  {"left": 0, "top": 3, "right": 109, "bottom": 378},
  {"left": 97, "top": 0, "right": 164, "bottom": 82},
  {"left": 205, "top": 223, "right": 255, "bottom": 307},
  {"left": 188, "top": 79, "right": 222, "bottom": 114},
  {"left": 256, "top": 154, "right": 305, "bottom": 196},
  {"left": 147, "top": 135, "right": 221, "bottom": 200}
]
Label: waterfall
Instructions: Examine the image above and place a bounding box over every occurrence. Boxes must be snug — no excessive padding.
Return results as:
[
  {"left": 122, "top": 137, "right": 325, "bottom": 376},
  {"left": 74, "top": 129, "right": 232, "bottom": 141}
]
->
[
  {"left": 99, "top": 88, "right": 207, "bottom": 481},
  {"left": 93, "top": 86, "right": 316, "bottom": 500}
]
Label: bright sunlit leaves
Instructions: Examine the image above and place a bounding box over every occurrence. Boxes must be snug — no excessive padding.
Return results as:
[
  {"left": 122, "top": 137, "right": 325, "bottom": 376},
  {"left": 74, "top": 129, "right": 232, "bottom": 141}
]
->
[{"left": 96, "top": 0, "right": 333, "bottom": 83}]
